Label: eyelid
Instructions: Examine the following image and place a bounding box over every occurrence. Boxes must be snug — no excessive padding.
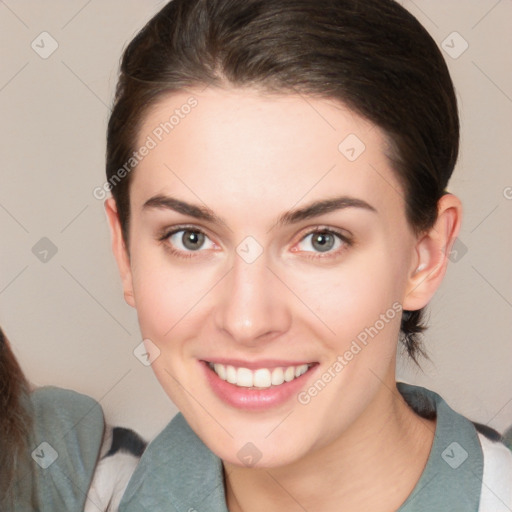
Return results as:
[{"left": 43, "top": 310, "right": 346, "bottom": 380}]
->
[
  {"left": 158, "top": 223, "right": 214, "bottom": 241},
  {"left": 295, "top": 224, "right": 353, "bottom": 243}
]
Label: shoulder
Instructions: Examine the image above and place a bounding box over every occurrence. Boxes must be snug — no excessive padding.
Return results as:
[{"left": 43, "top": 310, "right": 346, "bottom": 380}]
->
[
  {"left": 30, "top": 385, "right": 104, "bottom": 430},
  {"left": 396, "top": 382, "right": 512, "bottom": 511},
  {"left": 29, "top": 385, "right": 105, "bottom": 467},
  {"left": 29, "top": 386, "right": 147, "bottom": 512},
  {"left": 14, "top": 386, "right": 106, "bottom": 511},
  {"left": 475, "top": 429, "right": 512, "bottom": 511},
  {"left": 119, "top": 413, "right": 224, "bottom": 511}
]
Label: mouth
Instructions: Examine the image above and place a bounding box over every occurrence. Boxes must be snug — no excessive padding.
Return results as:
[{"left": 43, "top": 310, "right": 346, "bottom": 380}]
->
[{"left": 205, "top": 360, "right": 318, "bottom": 390}]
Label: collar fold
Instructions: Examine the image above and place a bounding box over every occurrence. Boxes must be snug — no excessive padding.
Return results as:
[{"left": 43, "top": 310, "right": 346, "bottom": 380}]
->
[{"left": 120, "top": 382, "right": 483, "bottom": 512}]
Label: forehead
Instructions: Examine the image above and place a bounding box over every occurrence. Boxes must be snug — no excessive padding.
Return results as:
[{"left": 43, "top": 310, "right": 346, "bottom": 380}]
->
[{"left": 131, "top": 86, "right": 405, "bottom": 227}]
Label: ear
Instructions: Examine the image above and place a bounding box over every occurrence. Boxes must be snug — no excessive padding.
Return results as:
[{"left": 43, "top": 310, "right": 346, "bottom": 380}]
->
[
  {"left": 403, "top": 193, "right": 463, "bottom": 311},
  {"left": 104, "top": 197, "right": 136, "bottom": 308}
]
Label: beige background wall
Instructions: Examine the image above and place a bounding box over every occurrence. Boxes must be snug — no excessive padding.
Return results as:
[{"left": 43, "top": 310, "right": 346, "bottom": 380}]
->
[{"left": 1, "top": 0, "right": 511, "bottom": 441}]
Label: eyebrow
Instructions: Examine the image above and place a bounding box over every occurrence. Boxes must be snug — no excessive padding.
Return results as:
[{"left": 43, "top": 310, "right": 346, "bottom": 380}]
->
[{"left": 142, "top": 194, "right": 377, "bottom": 229}]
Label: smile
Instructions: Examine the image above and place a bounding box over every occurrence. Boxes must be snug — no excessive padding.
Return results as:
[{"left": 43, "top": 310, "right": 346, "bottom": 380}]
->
[{"left": 207, "top": 361, "right": 315, "bottom": 389}]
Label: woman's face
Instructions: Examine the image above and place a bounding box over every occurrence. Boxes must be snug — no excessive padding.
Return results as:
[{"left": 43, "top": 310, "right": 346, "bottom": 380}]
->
[{"left": 113, "top": 86, "right": 423, "bottom": 467}]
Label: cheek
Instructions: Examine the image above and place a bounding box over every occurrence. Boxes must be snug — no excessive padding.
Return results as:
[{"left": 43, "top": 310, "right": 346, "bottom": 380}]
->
[
  {"left": 130, "top": 248, "right": 219, "bottom": 341},
  {"left": 287, "top": 250, "right": 406, "bottom": 343},
  {"left": 129, "top": 252, "right": 215, "bottom": 404}
]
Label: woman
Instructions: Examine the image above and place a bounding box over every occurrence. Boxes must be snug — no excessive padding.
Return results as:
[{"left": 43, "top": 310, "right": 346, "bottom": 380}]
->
[
  {"left": 103, "top": 0, "right": 512, "bottom": 510},
  {"left": 0, "top": 327, "right": 145, "bottom": 511}
]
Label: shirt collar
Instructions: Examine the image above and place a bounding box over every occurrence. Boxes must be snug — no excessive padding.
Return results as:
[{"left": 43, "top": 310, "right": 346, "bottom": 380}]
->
[
  {"left": 120, "top": 382, "right": 483, "bottom": 511},
  {"left": 396, "top": 382, "right": 483, "bottom": 511}
]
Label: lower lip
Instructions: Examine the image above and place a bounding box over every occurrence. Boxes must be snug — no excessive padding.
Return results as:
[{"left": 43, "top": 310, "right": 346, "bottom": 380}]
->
[{"left": 201, "top": 360, "right": 318, "bottom": 411}]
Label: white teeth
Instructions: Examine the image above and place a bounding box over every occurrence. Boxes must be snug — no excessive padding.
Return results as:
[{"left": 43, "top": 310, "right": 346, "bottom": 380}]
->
[
  {"left": 214, "top": 363, "right": 226, "bottom": 380},
  {"left": 284, "top": 366, "right": 295, "bottom": 382},
  {"left": 271, "top": 367, "right": 284, "bottom": 386},
  {"left": 237, "top": 367, "right": 253, "bottom": 387},
  {"left": 226, "top": 365, "right": 237, "bottom": 384},
  {"left": 295, "top": 364, "right": 308, "bottom": 377},
  {"left": 208, "top": 362, "right": 312, "bottom": 389},
  {"left": 253, "top": 369, "right": 271, "bottom": 388}
]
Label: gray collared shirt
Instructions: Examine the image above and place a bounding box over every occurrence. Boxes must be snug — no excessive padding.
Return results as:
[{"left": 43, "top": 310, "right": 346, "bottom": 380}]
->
[
  {"left": 8, "top": 387, "right": 105, "bottom": 512},
  {"left": 119, "top": 382, "right": 486, "bottom": 511}
]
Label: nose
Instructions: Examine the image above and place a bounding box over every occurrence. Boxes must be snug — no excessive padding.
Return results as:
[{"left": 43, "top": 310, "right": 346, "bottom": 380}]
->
[{"left": 214, "top": 249, "right": 291, "bottom": 347}]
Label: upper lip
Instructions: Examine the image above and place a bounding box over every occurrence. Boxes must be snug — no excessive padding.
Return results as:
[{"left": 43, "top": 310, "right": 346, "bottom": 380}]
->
[{"left": 202, "top": 358, "right": 317, "bottom": 370}]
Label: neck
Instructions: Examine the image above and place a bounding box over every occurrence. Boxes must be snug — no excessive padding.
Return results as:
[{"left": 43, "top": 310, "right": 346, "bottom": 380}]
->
[{"left": 223, "top": 380, "right": 436, "bottom": 512}]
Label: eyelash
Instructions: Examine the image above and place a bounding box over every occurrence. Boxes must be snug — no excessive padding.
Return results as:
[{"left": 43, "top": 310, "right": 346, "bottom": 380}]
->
[{"left": 157, "top": 225, "right": 353, "bottom": 261}]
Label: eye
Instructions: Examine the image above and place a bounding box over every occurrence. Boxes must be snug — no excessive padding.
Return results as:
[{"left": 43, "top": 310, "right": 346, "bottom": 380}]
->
[
  {"left": 294, "top": 228, "right": 352, "bottom": 258},
  {"left": 159, "top": 226, "right": 216, "bottom": 258},
  {"left": 158, "top": 225, "right": 352, "bottom": 260}
]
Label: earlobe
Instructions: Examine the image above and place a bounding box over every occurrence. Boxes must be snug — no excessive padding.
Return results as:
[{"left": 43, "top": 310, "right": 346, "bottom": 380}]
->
[
  {"left": 104, "top": 197, "right": 136, "bottom": 308},
  {"left": 403, "top": 193, "right": 462, "bottom": 311}
]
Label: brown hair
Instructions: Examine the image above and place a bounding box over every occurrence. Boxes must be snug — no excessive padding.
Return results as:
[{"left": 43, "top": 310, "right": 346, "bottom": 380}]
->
[
  {"left": 0, "top": 328, "right": 32, "bottom": 501},
  {"left": 106, "top": 0, "right": 459, "bottom": 364}
]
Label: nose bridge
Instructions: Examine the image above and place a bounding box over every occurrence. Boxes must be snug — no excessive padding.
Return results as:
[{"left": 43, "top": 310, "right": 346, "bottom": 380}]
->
[{"left": 214, "top": 243, "right": 289, "bottom": 344}]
